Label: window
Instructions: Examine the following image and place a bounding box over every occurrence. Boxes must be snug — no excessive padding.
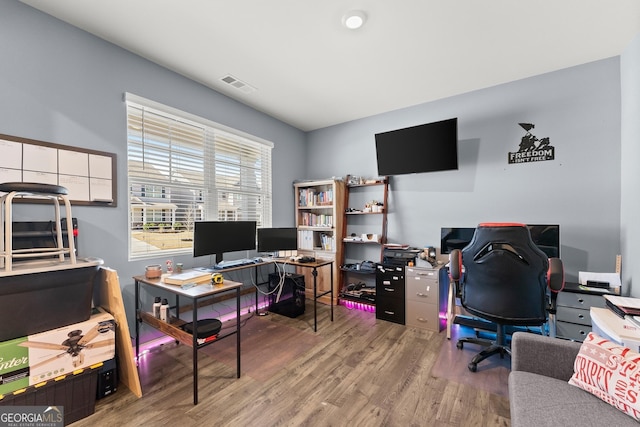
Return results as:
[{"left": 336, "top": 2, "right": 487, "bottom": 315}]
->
[{"left": 125, "top": 93, "right": 273, "bottom": 260}]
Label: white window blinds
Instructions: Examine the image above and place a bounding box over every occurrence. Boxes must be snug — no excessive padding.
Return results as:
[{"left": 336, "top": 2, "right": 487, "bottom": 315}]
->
[{"left": 125, "top": 93, "right": 273, "bottom": 260}]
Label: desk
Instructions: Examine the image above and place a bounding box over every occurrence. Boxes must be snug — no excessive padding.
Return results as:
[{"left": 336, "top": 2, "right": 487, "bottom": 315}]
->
[
  {"left": 134, "top": 275, "right": 242, "bottom": 405},
  {"left": 208, "top": 258, "right": 334, "bottom": 332},
  {"left": 286, "top": 258, "right": 334, "bottom": 332}
]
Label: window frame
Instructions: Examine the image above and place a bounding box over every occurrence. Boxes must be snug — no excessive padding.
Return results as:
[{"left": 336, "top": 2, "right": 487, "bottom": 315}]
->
[{"left": 125, "top": 93, "right": 273, "bottom": 261}]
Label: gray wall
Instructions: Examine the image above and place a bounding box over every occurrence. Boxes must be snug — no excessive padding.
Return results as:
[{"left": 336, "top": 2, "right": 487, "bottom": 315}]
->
[
  {"left": 621, "top": 32, "right": 640, "bottom": 297},
  {"left": 0, "top": 1, "right": 306, "bottom": 330},
  {"left": 1, "top": 0, "right": 636, "bottom": 313},
  {"left": 307, "top": 58, "right": 623, "bottom": 284}
]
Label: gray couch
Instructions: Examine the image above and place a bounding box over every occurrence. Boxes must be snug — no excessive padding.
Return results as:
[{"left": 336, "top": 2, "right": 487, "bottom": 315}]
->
[{"left": 509, "top": 332, "right": 638, "bottom": 426}]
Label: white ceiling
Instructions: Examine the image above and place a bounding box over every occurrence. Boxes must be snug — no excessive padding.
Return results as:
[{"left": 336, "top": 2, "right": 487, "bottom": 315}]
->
[{"left": 20, "top": 0, "right": 640, "bottom": 132}]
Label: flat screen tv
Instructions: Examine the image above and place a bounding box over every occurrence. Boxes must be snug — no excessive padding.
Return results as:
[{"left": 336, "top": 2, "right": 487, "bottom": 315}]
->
[
  {"left": 375, "top": 117, "right": 458, "bottom": 176},
  {"left": 257, "top": 227, "right": 298, "bottom": 253},
  {"left": 193, "top": 221, "right": 256, "bottom": 261}
]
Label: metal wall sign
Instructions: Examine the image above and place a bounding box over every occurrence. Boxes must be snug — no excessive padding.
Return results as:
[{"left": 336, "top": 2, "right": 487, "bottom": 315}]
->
[{"left": 508, "top": 123, "right": 555, "bottom": 164}]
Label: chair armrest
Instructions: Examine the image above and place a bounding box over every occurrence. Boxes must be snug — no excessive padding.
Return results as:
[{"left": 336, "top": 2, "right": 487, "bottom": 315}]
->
[
  {"left": 449, "top": 249, "right": 462, "bottom": 280},
  {"left": 511, "top": 332, "right": 581, "bottom": 381},
  {"left": 548, "top": 257, "right": 564, "bottom": 293}
]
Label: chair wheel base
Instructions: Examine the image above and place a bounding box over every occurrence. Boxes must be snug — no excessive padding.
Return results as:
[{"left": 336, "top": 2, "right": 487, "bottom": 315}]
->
[{"left": 468, "top": 362, "right": 478, "bottom": 372}]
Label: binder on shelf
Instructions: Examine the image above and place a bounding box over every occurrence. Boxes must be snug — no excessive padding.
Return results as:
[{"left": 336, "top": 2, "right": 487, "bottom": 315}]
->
[{"left": 298, "top": 229, "right": 314, "bottom": 250}]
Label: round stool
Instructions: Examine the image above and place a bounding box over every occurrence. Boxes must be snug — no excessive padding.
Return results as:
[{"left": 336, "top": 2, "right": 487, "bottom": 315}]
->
[{"left": 0, "top": 182, "right": 77, "bottom": 271}]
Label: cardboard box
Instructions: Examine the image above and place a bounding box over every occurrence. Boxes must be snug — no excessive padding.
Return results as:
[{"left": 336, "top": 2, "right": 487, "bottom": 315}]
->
[{"left": 0, "top": 308, "right": 114, "bottom": 396}]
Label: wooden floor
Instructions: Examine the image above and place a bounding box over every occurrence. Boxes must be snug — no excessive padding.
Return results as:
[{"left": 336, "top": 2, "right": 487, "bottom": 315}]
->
[{"left": 74, "top": 303, "right": 511, "bottom": 427}]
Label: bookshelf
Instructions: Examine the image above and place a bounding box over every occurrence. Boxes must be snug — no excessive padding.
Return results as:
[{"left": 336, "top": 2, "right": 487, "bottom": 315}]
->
[
  {"left": 339, "top": 175, "right": 389, "bottom": 306},
  {"left": 293, "top": 178, "right": 345, "bottom": 304}
]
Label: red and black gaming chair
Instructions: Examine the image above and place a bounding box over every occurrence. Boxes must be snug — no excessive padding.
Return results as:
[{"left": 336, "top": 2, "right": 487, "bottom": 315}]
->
[{"left": 449, "top": 223, "right": 564, "bottom": 372}]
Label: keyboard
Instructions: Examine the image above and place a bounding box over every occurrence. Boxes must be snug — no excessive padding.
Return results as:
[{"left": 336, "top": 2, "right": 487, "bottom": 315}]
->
[
  {"left": 196, "top": 258, "right": 264, "bottom": 272},
  {"left": 213, "top": 258, "right": 255, "bottom": 270}
]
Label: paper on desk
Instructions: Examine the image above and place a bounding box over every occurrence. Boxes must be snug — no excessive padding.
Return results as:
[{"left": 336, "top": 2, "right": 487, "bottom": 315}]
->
[{"left": 578, "top": 271, "right": 621, "bottom": 287}]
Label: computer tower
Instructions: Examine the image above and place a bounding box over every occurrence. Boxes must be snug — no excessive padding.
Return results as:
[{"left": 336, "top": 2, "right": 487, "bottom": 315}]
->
[
  {"left": 268, "top": 272, "right": 305, "bottom": 318},
  {"left": 96, "top": 358, "right": 118, "bottom": 399}
]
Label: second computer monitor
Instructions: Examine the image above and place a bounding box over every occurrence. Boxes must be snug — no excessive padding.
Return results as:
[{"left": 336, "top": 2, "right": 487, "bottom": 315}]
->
[{"left": 257, "top": 227, "right": 298, "bottom": 253}]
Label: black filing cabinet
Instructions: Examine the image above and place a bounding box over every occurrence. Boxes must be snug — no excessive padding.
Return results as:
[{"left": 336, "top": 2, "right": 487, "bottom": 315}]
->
[{"left": 376, "top": 264, "right": 405, "bottom": 324}]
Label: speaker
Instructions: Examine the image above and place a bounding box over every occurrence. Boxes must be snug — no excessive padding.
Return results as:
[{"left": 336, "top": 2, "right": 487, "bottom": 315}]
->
[{"left": 268, "top": 273, "right": 305, "bottom": 318}]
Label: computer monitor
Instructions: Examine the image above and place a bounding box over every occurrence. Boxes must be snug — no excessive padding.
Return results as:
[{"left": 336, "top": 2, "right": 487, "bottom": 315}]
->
[
  {"left": 440, "top": 227, "right": 476, "bottom": 254},
  {"left": 440, "top": 225, "right": 560, "bottom": 258},
  {"left": 257, "top": 227, "right": 298, "bottom": 253},
  {"left": 193, "top": 221, "right": 257, "bottom": 262},
  {"left": 527, "top": 224, "right": 560, "bottom": 258}
]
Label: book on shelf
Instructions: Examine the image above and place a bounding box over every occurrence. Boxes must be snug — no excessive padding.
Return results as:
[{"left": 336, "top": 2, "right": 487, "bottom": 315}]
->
[
  {"left": 164, "top": 270, "right": 212, "bottom": 286},
  {"left": 298, "top": 188, "right": 333, "bottom": 207},
  {"left": 604, "top": 295, "right": 640, "bottom": 319},
  {"left": 299, "top": 212, "right": 333, "bottom": 227}
]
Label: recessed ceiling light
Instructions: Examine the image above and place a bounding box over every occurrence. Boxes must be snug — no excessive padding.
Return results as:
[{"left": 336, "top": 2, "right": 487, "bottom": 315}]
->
[{"left": 343, "top": 10, "right": 366, "bottom": 30}]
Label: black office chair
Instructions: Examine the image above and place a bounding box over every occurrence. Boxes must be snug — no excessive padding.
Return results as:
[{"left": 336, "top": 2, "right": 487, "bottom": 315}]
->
[{"left": 449, "top": 222, "right": 564, "bottom": 372}]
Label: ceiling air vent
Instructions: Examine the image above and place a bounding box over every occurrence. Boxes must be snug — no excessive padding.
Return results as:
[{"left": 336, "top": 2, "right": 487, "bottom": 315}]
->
[{"left": 220, "top": 74, "right": 256, "bottom": 94}]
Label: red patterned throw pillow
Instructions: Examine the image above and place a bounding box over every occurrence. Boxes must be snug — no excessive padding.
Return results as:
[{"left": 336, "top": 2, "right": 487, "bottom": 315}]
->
[{"left": 569, "top": 332, "right": 640, "bottom": 421}]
